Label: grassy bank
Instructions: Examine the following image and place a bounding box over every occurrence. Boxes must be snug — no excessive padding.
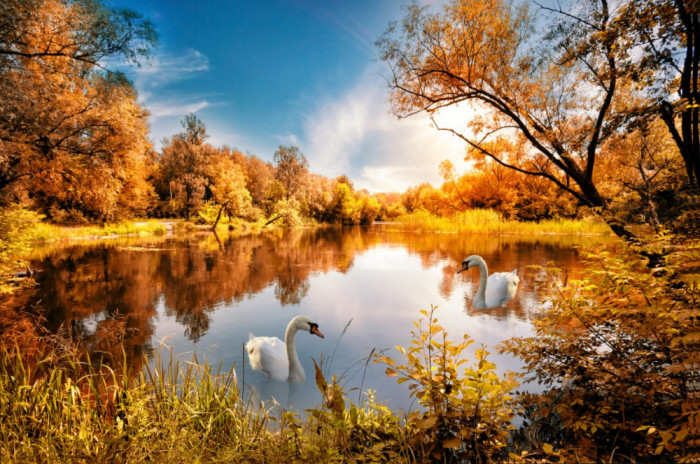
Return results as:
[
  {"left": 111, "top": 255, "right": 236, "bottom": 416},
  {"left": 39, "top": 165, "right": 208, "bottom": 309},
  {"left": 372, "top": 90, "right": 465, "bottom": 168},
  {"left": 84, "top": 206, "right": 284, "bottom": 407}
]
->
[
  {"left": 391, "top": 210, "right": 611, "bottom": 235},
  {"left": 32, "top": 219, "right": 170, "bottom": 241},
  {"left": 0, "top": 308, "right": 520, "bottom": 463},
  {"left": 0, "top": 344, "right": 376, "bottom": 463}
]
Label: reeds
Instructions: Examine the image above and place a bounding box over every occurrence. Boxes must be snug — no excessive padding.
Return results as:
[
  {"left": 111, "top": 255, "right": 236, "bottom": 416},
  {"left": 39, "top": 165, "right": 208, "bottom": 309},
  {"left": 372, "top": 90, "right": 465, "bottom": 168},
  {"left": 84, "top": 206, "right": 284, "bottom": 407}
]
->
[
  {"left": 392, "top": 209, "right": 610, "bottom": 235},
  {"left": 0, "top": 341, "right": 410, "bottom": 463}
]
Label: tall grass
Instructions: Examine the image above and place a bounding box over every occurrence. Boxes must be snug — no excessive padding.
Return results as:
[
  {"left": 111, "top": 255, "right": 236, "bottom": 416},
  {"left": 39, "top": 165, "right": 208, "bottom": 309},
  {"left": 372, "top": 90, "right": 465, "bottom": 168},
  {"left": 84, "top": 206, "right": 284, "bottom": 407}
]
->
[
  {"left": 0, "top": 342, "right": 409, "bottom": 463},
  {"left": 30, "top": 219, "right": 169, "bottom": 242},
  {"left": 392, "top": 209, "right": 610, "bottom": 235}
]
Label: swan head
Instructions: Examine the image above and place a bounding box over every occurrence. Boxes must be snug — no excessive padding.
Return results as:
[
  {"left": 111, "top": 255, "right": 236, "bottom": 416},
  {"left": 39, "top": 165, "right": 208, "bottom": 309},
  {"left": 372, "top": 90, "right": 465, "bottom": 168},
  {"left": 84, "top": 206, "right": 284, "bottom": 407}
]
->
[
  {"left": 456, "top": 255, "right": 484, "bottom": 274},
  {"left": 290, "top": 315, "right": 325, "bottom": 338}
]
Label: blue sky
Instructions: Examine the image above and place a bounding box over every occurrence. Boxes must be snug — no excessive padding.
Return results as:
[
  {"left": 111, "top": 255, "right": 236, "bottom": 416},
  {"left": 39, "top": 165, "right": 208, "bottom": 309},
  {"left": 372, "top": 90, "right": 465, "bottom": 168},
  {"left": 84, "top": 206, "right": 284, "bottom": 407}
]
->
[{"left": 115, "top": 0, "right": 467, "bottom": 192}]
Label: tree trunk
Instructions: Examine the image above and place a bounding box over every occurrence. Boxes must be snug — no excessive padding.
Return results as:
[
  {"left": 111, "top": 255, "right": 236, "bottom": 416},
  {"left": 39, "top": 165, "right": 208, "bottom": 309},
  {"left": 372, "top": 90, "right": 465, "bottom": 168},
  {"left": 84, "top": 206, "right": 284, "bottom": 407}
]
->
[
  {"left": 667, "top": 1, "right": 700, "bottom": 189},
  {"left": 212, "top": 200, "right": 231, "bottom": 231}
]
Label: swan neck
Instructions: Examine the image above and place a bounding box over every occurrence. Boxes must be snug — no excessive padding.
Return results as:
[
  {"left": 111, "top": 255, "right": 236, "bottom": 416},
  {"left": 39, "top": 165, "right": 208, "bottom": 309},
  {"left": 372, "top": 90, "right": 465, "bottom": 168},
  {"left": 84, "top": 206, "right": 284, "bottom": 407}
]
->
[
  {"left": 475, "top": 259, "right": 488, "bottom": 306},
  {"left": 285, "top": 321, "right": 304, "bottom": 381}
]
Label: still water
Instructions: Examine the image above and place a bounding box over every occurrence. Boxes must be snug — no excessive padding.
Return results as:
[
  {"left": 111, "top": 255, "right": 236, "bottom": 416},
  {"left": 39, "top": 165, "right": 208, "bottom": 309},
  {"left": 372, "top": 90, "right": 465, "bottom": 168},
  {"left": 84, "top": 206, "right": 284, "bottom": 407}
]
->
[{"left": 17, "top": 225, "right": 611, "bottom": 413}]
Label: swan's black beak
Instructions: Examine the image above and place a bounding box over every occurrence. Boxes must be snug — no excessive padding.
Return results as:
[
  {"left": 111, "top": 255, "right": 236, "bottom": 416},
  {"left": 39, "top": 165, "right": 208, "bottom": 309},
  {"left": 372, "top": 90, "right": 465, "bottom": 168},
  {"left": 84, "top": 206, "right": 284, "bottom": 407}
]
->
[
  {"left": 310, "top": 323, "right": 324, "bottom": 338},
  {"left": 456, "top": 262, "right": 470, "bottom": 274}
]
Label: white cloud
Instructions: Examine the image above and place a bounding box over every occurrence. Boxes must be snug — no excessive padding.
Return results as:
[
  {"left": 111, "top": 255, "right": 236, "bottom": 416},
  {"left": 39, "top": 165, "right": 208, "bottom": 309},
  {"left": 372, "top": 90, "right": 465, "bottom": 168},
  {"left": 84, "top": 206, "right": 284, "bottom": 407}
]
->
[
  {"left": 134, "top": 48, "right": 210, "bottom": 88},
  {"left": 300, "top": 64, "right": 471, "bottom": 192},
  {"left": 126, "top": 48, "right": 214, "bottom": 147},
  {"left": 273, "top": 133, "right": 302, "bottom": 147},
  {"left": 148, "top": 100, "right": 210, "bottom": 117}
]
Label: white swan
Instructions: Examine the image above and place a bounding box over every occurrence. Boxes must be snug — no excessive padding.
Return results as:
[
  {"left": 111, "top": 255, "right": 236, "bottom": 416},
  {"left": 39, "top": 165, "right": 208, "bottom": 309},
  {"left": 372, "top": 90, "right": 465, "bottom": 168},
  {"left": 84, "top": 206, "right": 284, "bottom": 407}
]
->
[
  {"left": 246, "top": 315, "right": 324, "bottom": 383},
  {"left": 456, "top": 255, "right": 519, "bottom": 309}
]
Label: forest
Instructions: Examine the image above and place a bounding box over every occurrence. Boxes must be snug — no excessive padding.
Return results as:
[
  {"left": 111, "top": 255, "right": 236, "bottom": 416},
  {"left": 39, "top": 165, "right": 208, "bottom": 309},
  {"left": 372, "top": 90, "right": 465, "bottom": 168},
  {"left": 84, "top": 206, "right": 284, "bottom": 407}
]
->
[
  {"left": 0, "top": 0, "right": 698, "bottom": 462},
  {"left": 0, "top": 0, "right": 695, "bottom": 232}
]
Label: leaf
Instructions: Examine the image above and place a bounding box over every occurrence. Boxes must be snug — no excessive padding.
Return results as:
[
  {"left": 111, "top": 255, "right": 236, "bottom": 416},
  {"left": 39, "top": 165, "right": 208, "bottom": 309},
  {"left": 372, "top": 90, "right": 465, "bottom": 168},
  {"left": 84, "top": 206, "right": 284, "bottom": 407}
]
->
[
  {"left": 385, "top": 368, "right": 398, "bottom": 377},
  {"left": 542, "top": 443, "right": 554, "bottom": 454},
  {"left": 417, "top": 414, "right": 438, "bottom": 430},
  {"left": 312, "top": 359, "right": 326, "bottom": 394},
  {"left": 443, "top": 437, "right": 461, "bottom": 449}
]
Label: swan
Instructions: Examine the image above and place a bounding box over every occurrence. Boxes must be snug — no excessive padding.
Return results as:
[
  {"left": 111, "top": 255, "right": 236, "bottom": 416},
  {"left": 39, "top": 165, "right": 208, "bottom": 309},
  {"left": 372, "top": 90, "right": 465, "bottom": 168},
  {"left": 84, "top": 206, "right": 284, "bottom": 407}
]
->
[
  {"left": 246, "top": 315, "right": 324, "bottom": 383},
  {"left": 456, "top": 255, "right": 519, "bottom": 309}
]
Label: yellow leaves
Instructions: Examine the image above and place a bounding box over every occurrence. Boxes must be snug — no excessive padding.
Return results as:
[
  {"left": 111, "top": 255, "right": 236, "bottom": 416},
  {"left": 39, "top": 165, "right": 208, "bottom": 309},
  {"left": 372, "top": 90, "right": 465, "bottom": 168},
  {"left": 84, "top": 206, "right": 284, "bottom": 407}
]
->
[
  {"left": 540, "top": 442, "right": 561, "bottom": 457},
  {"left": 375, "top": 305, "right": 517, "bottom": 460}
]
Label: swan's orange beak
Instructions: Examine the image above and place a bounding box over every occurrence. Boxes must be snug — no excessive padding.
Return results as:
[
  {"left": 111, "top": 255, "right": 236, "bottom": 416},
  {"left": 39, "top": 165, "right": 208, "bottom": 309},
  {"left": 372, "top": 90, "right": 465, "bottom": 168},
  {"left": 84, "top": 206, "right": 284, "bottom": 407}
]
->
[
  {"left": 456, "top": 263, "right": 469, "bottom": 274},
  {"left": 311, "top": 326, "right": 325, "bottom": 338}
]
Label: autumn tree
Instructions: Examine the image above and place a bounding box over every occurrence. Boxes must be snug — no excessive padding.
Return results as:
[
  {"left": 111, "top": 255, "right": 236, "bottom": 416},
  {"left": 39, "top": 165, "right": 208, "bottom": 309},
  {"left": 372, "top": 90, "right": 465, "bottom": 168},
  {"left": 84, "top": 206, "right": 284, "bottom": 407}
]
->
[
  {"left": 608, "top": 0, "right": 700, "bottom": 189},
  {"left": 377, "top": 0, "right": 693, "bottom": 242},
  {"left": 374, "top": 191, "right": 405, "bottom": 220},
  {"left": 0, "top": 0, "right": 156, "bottom": 211},
  {"left": 300, "top": 173, "right": 335, "bottom": 222},
  {"left": 207, "top": 147, "right": 252, "bottom": 229},
  {"left": 357, "top": 192, "right": 381, "bottom": 225},
  {"left": 158, "top": 114, "right": 213, "bottom": 221},
  {"left": 273, "top": 145, "right": 309, "bottom": 200},
  {"left": 331, "top": 182, "right": 361, "bottom": 225},
  {"left": 244, "top": 155, "right": 275, "bottom": 213}
]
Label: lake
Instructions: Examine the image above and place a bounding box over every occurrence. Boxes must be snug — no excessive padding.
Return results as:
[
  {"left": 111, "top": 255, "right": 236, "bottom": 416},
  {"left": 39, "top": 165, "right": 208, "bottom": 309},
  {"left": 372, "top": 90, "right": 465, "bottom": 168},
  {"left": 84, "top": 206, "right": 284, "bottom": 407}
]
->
[{"left": 15, "top": 225, "right": 612, "bottom": 413}]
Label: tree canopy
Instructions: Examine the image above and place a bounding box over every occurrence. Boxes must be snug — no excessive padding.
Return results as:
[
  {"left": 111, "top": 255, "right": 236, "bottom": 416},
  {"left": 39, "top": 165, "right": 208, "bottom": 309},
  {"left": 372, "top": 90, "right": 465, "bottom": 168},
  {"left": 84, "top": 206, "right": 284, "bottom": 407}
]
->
[
  {"left": 377, "top": 0, "right": 698, "bottom": 241},
  {"left": 0, "top": 0, "right": 157, "bottom": 220}
]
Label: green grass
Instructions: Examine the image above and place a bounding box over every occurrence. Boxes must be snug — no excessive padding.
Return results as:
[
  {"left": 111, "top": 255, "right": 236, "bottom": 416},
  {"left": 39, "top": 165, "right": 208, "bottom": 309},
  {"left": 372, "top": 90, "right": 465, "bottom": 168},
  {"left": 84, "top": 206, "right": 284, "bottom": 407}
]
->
[{"left": 392, "top": 209, "right": 611, "bottom": 235}]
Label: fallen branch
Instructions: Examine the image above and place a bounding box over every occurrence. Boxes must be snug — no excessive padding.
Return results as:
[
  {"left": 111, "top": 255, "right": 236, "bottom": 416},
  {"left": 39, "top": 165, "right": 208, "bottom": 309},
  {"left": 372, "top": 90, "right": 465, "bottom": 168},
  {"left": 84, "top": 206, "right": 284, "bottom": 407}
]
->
[{"left": 264, "top": 215, "right": 283, "bottom": 227}]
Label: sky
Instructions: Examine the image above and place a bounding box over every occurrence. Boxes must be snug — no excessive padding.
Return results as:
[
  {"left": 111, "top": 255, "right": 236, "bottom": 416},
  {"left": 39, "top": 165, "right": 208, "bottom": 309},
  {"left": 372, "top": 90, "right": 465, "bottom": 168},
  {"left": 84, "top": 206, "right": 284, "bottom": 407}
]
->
[{"left": 114, "top": 0, "right": 468, "bottom": 193}]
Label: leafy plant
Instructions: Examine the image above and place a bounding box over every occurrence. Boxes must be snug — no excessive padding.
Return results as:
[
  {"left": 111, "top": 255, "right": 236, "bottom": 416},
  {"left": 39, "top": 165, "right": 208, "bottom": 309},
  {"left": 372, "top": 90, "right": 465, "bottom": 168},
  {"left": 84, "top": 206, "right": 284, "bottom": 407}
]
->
[
  {"left": 376, "top": 306, "right": 519, "bottom": 463},
  {"left": 308, "top": 356, "right": 409, "bottom": 462},
  {"left": 502, "top": 239, "right": 700, "bottom": 462}
]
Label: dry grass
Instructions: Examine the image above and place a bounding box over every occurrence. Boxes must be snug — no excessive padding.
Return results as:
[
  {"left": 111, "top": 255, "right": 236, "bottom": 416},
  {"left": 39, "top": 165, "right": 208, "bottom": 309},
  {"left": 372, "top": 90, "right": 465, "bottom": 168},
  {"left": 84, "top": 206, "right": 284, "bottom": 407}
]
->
[{"left": 392, "top": 209, "right": 611, "bottom": 236}]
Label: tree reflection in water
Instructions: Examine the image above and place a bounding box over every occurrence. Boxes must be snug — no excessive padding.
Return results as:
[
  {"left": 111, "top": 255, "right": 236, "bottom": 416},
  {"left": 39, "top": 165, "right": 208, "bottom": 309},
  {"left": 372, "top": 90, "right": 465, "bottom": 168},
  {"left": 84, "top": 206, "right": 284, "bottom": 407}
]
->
[{"left": 11, "top": 225, "right": 612, "bottom": 408}]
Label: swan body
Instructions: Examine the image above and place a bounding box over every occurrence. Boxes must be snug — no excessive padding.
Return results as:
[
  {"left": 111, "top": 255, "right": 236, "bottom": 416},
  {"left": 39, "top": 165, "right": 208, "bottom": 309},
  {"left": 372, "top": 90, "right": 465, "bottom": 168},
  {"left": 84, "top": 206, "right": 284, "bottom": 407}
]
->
[
  {"left": 246, "top": 315, "right": 324, "bottom": 383},
  {"left": 457, "top": 255, "right": 519, "bottom": 309}
]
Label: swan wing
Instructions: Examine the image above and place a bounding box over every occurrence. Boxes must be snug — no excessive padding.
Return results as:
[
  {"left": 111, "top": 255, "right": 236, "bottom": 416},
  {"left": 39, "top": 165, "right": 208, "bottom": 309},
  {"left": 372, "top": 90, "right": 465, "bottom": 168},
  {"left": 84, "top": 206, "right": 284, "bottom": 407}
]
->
[
  {"left": 485, "top": 271, "right": 520, "bottom": 307},
  {"left": 245, "top": 336, "right": 289, "bottom": 381}
]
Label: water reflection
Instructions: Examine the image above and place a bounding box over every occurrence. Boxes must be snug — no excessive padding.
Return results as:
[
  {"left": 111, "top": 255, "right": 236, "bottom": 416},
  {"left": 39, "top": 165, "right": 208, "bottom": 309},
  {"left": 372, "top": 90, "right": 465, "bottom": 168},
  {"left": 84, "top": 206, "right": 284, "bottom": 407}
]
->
[{"left": 13, "top": 226, "right": 613, "bottom": 411}]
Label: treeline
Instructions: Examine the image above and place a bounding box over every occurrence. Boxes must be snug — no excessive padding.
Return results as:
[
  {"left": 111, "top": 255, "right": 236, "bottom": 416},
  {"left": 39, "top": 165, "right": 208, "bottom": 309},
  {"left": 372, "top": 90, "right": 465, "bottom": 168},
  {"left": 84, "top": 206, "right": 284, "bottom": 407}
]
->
[
  {"left": 151, "top": 115, "right": 394, "bottom": 227},
  {"left": 0, "top": 0, "right": 696, "bottom": 234},
  {"left": 0, "top": 0, "right": 385, "bottom": 227},
  {"left": 401, "top": 118, "right": 689, "bottom": 225}
]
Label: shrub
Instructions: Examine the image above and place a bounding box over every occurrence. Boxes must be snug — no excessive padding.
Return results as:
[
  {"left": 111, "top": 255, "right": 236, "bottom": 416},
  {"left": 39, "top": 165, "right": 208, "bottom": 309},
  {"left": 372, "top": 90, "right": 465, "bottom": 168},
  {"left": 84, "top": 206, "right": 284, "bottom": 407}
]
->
[
  {"left": 376, "top": 306, "right": 519, "bottom": 463},
  {"left": 502, "top": 239, "right": 700, "bottom": 462}
]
